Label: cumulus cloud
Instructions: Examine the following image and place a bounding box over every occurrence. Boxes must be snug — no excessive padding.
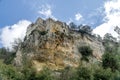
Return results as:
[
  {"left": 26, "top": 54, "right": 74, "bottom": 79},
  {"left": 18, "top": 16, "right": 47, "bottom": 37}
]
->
[
  {"left": 0, "top": 20, "right": 31, "bottom": 50},
  {"left": 38, "top": 4, "right": 57, "bottom": 20},
  {"left": 93, "top": 0, "right": 120, "bottom": 38},
  {"left": 75, "top": 13, "right": 83, "bottom": 21}
]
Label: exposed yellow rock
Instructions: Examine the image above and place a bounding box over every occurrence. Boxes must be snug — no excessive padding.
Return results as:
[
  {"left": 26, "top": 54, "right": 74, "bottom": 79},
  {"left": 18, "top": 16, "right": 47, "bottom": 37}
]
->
[{"left": 14, "top": 18, "right": 104, "bottom": 72}]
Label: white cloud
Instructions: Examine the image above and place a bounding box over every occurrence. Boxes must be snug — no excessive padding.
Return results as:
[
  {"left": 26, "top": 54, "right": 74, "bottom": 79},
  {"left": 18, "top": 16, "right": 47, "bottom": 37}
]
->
[
  {"left": 75, "top": 13, "right": 82, "bottom": 21},
  {"left": 38, "top": 4, "right": 57, "bottom": 20},
  {"left": 93, "top": 0, "right": 120, "bottom": 38},
  {"left": 0, "top": 20, "right": 31, "bottom": 50}
]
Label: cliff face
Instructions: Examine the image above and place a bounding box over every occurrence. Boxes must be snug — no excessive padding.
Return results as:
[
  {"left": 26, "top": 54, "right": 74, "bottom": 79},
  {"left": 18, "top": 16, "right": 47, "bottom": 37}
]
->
[{"left": 14, "top": 18, "right": 104, "bottom": 71}]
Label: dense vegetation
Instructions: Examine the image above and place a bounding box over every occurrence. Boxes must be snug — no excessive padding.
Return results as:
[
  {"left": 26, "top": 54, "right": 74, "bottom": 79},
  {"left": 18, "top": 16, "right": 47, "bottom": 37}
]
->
[
  {"left": 0, "top": 24, "right": 120, "bottom": 80},
  {"left": 79, "top": 46, "right": 93, "bottom": 62}
]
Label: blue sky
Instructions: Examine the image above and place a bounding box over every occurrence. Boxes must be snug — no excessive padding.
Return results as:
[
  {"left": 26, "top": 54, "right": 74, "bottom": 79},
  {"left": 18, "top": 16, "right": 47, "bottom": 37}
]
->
[
  {"left": 0, "top": 0, "right": 104, "bottom": 27},
  {"left": 0, "top": 0, "right": 120, "bottom": 49}
]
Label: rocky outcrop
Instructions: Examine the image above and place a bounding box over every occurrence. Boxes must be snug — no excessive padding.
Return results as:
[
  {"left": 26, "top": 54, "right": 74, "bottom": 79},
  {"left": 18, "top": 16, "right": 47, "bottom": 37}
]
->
[{"left": 14, "top": 18, "right": 104, "bottom": 71}]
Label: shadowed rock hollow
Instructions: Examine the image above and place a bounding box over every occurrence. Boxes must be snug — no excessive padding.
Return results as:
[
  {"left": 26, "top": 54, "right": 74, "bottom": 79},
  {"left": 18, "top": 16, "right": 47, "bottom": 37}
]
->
[{"left": 14, "top": 18, "right": 104, "bottom": 71}]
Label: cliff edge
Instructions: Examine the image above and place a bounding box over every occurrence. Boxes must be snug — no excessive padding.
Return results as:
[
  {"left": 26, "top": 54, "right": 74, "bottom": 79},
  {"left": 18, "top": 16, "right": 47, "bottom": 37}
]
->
[{"left": 14, "top": 18, "right": 104, "bottom": 71}]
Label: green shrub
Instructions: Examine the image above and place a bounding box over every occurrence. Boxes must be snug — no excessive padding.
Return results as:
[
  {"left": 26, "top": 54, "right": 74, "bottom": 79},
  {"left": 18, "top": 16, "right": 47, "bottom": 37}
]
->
[
  {"left": 59, "top": 66, "right": 76, "bottom": 80},
  {"left": 113, "top": 71, "right": 120, "bottom": 80},
  {"left": 21, "top": 67, "right": 36, "bottom": 80},
  {"left": 0, "top": 60, "right": 23, "bottom": 80},
  {"left": 93, "top": 67, "right": 113, "bottom": 80},
  {"left": 4, "top": 52, "right": 16, "bottom": 64},
  {"left": 76, "top": 66, "right": 93, "bottom": 80},
  {"left": 35, "top": 67, "right": 54, "bottom": 80},
  {"left": 79, "top": 46, "right": 93, "bottom": 62},
  {"left": 102, "top": 53, "right": 119, "bottom": 72}
]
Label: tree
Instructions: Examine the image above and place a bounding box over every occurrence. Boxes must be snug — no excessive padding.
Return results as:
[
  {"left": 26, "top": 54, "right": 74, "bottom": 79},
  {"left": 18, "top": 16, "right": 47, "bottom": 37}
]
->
[
  {"left": 0, "top": 47, "right": 16, "bottom": 64},
  {"left": 0, "top": 60, "right": 23, "bottom": 80},
  {"left": 0, "top": 47, "right": 7, "bottom": 59},
  {"left": 69, "top": 22, "right": 77, "bottom": 29},
  {"left": 102, "top": 53, "right": 119, "bottom": 72},
  {"left": 21, "top": 67, "right": 36, "bottom": 80},
  {"left": 78, "top": 46, "right": 93, "bottom": 62},
  {"left": 93, "top": 67, "right": 113, "bottom": 80},
  {"left": 103, "top": 33, "right": 117, "bottom": 42},
  {"left": 96, "top": 34, "right": 102, "bottom": 42},
  {"left": 0, "top": 38, "right": 23, "bottom": 64},
  {"left": 76, "top": 67, "right": 93, "bottom": 80},
  {"left": 12, "top": 38, "right": 22, "bottom": 52},
  {"left": 103, "top": 33, "right": 118, "bottom": 54},
  {"left": 114, "top": 26, "right": 120, "bottom": 35},
  {"left": 79, "top": 25, "right": 92, "bottom": 34},
  {"left": 59, "top": 66, "right": 76, "bottom": 80},
  {"left": 0, "top": 47, "right": 7, "bottom": 55}
]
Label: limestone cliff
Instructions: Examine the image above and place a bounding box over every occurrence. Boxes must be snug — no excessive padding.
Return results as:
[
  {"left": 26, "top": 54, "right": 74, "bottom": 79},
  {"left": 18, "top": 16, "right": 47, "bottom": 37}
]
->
[{"left": 14, "top": 18, "right": 104, "bottom": 71}]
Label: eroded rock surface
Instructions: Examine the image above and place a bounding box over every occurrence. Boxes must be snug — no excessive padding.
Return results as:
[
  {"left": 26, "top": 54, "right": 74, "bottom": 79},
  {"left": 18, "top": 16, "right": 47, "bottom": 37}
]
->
[{"left": 14, "top": 18, "right": 104, "bottom": 71}]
